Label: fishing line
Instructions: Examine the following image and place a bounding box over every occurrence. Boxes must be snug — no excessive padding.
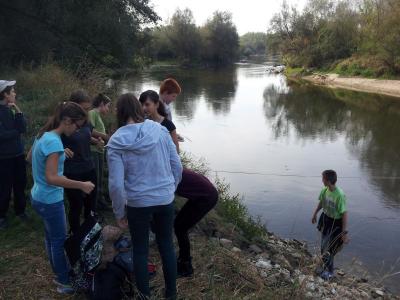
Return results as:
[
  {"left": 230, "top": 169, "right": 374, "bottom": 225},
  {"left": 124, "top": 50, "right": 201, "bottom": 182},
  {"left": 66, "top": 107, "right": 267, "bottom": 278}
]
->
[{"left": 211, "top": 170, "right": 400, "bottom": 180}]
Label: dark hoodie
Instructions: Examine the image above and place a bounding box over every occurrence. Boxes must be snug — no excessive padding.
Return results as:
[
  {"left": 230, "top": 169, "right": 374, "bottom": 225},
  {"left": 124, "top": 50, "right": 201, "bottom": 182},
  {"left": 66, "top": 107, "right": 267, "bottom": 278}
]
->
[{"left": 0, "top": 103, "right": 26, "bottom": 159}]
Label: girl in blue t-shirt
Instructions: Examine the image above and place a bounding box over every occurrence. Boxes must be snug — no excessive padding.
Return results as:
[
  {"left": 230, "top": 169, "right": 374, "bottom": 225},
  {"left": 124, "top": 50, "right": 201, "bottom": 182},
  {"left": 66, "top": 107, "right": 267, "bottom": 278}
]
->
[{"left": 30, "top": 102, "right": 95, "bottom": 294}]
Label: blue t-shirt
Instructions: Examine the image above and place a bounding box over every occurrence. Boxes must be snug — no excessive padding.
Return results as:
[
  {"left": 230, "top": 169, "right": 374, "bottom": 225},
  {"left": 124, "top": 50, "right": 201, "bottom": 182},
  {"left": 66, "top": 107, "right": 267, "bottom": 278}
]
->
[{"left": 31, "top": 131, "right": 65, "bottom": 204}]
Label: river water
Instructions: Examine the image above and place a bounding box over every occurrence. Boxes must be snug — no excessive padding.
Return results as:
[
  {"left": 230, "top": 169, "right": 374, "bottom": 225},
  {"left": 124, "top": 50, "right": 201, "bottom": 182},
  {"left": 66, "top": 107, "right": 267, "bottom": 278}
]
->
[{"left": 119, "top": 61, "right": 400, "bottom": 292}]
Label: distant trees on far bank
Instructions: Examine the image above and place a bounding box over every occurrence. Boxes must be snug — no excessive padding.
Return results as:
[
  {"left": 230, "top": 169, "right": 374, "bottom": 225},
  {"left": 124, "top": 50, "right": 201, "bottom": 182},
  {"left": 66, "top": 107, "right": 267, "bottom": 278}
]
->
[
  {"left": 239, "top": 32, "right": 268, "bottom": 58},
  {"left": 150, "top": 9, "right": 240, "bottom": 67},
  {"left": 268, "top": 0, "right": 400, "bottom": 76}
]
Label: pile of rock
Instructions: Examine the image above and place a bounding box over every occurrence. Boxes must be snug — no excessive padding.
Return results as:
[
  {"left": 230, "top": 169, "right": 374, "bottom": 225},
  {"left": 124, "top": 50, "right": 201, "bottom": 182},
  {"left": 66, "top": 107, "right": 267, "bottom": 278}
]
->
[{"left": 209, "top": 234, "right": 398, "bottom": 299}]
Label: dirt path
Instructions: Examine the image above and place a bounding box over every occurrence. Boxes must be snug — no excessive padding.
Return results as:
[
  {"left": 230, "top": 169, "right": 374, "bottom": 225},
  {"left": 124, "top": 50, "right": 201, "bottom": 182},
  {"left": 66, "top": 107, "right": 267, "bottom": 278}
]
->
[{"left": 303, "top": 73, "right": 400, "bottom": 98}]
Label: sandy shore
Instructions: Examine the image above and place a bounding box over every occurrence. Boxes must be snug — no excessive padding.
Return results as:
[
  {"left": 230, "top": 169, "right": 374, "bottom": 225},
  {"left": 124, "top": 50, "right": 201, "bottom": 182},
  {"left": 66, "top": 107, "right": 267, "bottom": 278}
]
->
[{"left": 303, "top": 73, "right": 400, "bottom": 98}]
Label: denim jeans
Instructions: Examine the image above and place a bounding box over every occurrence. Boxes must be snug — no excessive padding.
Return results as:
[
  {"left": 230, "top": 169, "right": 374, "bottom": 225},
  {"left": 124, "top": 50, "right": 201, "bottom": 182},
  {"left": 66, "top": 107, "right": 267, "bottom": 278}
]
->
[
  {"left": 32, "top": 200, "right": 70, "bottom": 284},
  {"left": 127, "top": 202, "right": 176, "bottom": 299}
]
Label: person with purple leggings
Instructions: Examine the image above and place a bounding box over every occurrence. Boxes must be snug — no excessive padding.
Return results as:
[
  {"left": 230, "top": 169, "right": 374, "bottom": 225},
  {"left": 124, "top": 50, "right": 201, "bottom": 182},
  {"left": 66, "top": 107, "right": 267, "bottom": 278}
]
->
[{"left": 140, "top": 89, "right": 219, "bottom": 277}]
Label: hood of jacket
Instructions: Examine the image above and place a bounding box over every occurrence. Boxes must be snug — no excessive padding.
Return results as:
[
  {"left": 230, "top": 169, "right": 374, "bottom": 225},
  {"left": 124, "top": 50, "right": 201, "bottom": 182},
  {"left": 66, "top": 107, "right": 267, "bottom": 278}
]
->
[{"left": 107, "top": 119, "right": 165, "bottom": 154}]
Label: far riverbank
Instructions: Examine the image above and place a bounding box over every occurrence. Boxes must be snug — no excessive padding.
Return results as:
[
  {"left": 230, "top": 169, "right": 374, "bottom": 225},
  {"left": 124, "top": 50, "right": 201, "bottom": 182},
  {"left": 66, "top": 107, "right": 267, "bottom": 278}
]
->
[{"left": 289, "top": 72, "right": 400, "bottom": 98}]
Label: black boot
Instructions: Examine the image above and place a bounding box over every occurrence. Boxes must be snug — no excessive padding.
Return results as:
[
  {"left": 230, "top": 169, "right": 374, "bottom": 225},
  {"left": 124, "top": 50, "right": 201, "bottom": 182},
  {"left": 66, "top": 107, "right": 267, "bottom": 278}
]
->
[{"left": 177, "top": 257, "right": 194, "bottom": 278}]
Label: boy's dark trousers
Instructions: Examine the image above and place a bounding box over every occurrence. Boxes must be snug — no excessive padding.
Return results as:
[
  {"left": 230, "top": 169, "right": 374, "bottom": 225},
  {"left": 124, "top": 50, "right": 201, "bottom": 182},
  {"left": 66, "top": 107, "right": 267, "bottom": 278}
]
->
[
  {"left": 174, "top": 169, "right": 218, "bottom": 260},
  {"left": 318, "top": 213, "right": 344, "bottom": 272},
  {"left": 0, "top": 155, "right": 27, "bottom": 218}
]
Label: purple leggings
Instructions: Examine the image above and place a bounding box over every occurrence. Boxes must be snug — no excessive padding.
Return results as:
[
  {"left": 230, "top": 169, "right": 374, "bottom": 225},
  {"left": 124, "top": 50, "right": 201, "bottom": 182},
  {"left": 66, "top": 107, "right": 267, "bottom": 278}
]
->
[{"left": 175, "top": 169, "right": 218, "bottom": 260}]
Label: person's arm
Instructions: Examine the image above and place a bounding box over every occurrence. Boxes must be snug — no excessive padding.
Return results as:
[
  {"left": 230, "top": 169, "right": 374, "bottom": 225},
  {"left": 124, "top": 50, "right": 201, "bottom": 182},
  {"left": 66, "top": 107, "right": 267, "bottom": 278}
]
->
[
  {"left": 26, "top": 146, "right": 33, "bottom": 163},
  {"left": 168, "top": 136, "right": 183, "bottom": 189},
  {"left": 170, "top": 130, "right": 179, "bottom": 153},
  {"left": 92, "top": 129, "right": 109, "bottom": 142},
  {"left": 9, "top": 103, "right": 26, "bottom": 133},
  {"left": 45, "top": 153, "right": 94, "bottom": 193},
  {"left": 311, "top": 202, "right": 322, "bottom": 224},
  {"left": 107, "top": 148, "right": 127, "bottom": 228},
  {"left": 0, "top": 117, "right": 20, "bottom": 141}
]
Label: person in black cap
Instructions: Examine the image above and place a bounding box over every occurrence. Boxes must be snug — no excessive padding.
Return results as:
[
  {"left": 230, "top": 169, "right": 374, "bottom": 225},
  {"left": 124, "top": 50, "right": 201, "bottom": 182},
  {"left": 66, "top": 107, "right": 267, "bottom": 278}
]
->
[{"left": 0, "top": 80, "right": 28, "bottom": 229}]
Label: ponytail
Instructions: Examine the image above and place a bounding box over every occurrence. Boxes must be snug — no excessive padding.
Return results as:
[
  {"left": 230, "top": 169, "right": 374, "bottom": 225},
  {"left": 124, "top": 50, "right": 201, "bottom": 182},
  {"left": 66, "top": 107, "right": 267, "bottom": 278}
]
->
[{"left": 37, "top": 102, "right": 87, "bottom": 138}]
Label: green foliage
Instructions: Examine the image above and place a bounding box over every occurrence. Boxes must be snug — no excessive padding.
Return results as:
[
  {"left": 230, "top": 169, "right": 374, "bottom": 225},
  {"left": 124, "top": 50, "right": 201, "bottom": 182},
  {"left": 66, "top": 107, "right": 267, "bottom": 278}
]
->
[
  {"left": 150, "top": 9, "right": 239, "bottom": 67},
  {"left": 268, "top": 0, "right": 400, "bottom": 75},
  {"left": 0, "top": 0, "right": 159, "bottom": 68},
  {"left": 240, "top": 32, "right": 268, "bottom": 58}
]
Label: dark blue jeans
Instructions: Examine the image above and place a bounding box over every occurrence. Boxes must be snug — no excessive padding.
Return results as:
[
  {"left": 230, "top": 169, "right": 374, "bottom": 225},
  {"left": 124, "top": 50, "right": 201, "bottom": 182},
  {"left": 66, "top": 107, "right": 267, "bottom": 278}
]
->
[
  {"left": 32, "top": 200, "right": 70, "bottom": 284},
  {"left": 127, "top": 202, "right": 176, "bottom": 299},
  {"left": 321, "top": 232, "right": 334, "bottom": 272}
]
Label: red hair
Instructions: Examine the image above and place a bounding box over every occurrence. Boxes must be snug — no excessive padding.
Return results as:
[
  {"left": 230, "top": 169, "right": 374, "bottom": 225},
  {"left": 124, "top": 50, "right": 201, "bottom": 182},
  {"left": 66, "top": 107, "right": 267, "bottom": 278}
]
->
[{"left": 159, "top": 78, "right": 182, "bottom": 95}]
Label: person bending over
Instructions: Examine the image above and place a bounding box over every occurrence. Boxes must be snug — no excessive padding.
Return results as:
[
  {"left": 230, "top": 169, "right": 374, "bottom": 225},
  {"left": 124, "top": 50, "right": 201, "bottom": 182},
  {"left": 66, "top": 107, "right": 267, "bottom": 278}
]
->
[{"left": 140, "top": 90, "right": 219, "bottom": 277}]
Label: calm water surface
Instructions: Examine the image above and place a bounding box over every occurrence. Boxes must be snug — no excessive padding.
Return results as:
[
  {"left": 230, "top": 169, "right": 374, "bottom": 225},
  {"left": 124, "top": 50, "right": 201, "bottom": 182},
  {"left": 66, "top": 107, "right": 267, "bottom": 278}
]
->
[{"left": 119, "top": 62, "right": 400, "bottom": 292}]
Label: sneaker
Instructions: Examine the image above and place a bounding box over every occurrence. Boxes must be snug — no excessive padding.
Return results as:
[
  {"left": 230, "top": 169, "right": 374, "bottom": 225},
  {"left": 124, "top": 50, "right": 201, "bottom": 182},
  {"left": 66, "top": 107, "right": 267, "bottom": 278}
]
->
[
  {"left": 17, "top": 212, "right": 30, "bottom": 222},
  {"left": 0, "top": 218, "right": 8, "bottom": 229},
  {"left": 56, "top": 282, "right": 75, "bottom": 294},
  {"left": 177, "top": 257, "right": 194, "bottom": 278},
  {"left": 320, "top": 270, "right": 334, "bottom": 281}
]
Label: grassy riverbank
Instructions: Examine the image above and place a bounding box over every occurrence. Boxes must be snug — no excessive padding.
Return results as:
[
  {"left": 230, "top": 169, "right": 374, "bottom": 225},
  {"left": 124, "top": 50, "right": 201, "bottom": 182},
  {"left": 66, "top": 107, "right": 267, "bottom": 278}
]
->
[{"left": 1, "top": 64, "right": 398, "bottom": 299}]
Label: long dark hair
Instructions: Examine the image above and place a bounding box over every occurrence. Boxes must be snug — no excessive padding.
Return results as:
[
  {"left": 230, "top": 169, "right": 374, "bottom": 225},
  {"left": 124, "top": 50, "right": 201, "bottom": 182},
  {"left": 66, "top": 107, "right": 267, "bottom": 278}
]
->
[
  {"left": 116, "top": 93, "right": 145, "bottom": 128},
  {"left": 138, "top": 90, "right": 167, "bottom": 117},
  {"left": 92, "top": 93, "right": 111, "bottom": 108},
  {"left": 37, "top": 102, "right": 87, "bottom": 138},
  {"left": 69, "top": 89, "right": 91, "bottom": 104}
]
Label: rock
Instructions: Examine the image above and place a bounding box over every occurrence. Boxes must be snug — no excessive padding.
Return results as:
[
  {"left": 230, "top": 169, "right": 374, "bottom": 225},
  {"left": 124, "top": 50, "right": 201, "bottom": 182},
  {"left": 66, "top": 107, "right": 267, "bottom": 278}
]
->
[
  {"left": 359, "top": 291, "right": 369, "bottom": 298},
  {"left": 272, "top": 254, "right": 292, "bottom": 270},
  {"left": 306, "top": 282, "right": 316, "bottom": 291},
  {"left": 249, "top": 244, "right": 263, "bottom": 254},
  {"left": 305, "top": 291, "right": 313, "bottom": 298},
  {"left": 279, "top": 268, "right": 291, "bottom": 282},
  {"left": 231, "top": 247, "right": 242, "bottom": 253},
  {"left": 255, "top": 259, "right": 272, "bottom": 270},
  {"left": 298, "top": 274, "right": 307, "bottom": 284},
  {"left": 331, "top": 288, "right": 336, "bottom": 295},
  {"left": 337, "top": 270, "right": 346, "bottom": 276},
  {"left": 372, "top": 290, "right": 384, "bottom": 298},
  {"left": 219, "top": 238, "right": 233, "bottom": 248}
]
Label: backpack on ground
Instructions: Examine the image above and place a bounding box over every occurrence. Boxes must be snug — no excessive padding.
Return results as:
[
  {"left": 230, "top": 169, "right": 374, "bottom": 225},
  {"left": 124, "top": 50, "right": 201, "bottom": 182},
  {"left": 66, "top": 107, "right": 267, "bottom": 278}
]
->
[{"left": 64, "top": 216, "right": 103, "bottom": 290}]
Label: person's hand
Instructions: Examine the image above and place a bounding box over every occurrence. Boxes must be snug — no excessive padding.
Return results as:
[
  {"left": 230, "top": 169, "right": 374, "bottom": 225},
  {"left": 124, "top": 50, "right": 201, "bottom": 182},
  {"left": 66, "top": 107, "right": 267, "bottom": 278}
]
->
[
  {"left": 116, "top": 217, "right": 128, "bottom": 230},
  {"left": 65, "top": 148, "right": 74, "bottom": 158},
  {"left": 80, "top": 181, "right": 95, "bottom": 194},
  {"left": 8, "top": 102, "right": 21, "bottom": 113},
  {"left": 342, "top": 232, "right": 349, "bottom": 244},
  {"left": 311, "top": 214, "right": 317, "bottom": 224},
  {"left": 96, "top": 138, "right": 105, "bottom": 150}
]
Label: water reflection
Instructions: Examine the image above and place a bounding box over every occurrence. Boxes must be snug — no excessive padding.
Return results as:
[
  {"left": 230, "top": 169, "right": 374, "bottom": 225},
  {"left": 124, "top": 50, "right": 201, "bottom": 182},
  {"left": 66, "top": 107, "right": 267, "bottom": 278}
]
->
[
  {"left": 263, "top": 82, "right": 400, "bottom": 208},
  {"left": 141, "top": 66, "right": 238, "bottom": 117}
]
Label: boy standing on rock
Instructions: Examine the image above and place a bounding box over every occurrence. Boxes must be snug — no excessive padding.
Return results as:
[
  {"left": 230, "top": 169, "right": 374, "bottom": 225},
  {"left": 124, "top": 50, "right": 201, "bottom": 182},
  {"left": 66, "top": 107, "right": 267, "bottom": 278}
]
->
[{"left": 311, "top": 170, "right": 349, "bottom": 280}]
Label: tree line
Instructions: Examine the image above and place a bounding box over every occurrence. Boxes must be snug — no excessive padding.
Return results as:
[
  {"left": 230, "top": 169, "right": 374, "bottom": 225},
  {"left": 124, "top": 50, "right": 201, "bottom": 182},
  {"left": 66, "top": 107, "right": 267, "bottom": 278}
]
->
[
  {"left": 0, "top": 2, "right": 241, "bottom": 69},
  {"left": 148, "top": 9, "right": 239, "bottom": 67},
  {"left": 268, "top": 0, "right": 400, "bottom": 76}
]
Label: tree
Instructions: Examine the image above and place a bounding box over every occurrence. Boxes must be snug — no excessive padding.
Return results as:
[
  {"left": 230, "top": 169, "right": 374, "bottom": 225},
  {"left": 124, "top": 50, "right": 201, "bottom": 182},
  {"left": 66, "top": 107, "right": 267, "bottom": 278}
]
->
[
  {"left": 0, "top": 0, "right": 159, "bottom": 67},
  {"left": 167, "top": 8, "right": 201, "bottom": 62},
  {"left": 200, "top": 11, "right": 239, "bottom": 66},
  {"left": 240, "top": 32, "right": 268, "bottom": 57}
]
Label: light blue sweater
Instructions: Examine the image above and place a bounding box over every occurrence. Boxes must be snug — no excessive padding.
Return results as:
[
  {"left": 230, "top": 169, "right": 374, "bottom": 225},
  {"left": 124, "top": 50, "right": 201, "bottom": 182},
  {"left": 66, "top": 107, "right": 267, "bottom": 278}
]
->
[{"left": 107, "top": 120, "right": 182, "bottom": 219}]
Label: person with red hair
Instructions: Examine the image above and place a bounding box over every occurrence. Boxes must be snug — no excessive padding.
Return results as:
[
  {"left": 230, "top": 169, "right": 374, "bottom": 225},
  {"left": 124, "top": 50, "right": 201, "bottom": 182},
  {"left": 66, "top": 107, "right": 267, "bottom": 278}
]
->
[{"left": 159, "top": 78, "right": 181, "bottom": 122}]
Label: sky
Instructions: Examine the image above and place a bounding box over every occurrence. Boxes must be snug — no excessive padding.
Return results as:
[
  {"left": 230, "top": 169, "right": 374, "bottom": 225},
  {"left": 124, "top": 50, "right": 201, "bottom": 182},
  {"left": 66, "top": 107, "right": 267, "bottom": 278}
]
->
[{"left": 150, "top": 0, "right": 307, "bottom": 35}]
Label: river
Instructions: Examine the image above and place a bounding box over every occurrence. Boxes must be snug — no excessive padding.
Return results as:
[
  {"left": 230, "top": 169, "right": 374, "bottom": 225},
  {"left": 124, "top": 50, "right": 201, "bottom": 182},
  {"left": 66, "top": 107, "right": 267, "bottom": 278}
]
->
[{"left": 118, "top": 61, "right": 400, "bottom": 293}]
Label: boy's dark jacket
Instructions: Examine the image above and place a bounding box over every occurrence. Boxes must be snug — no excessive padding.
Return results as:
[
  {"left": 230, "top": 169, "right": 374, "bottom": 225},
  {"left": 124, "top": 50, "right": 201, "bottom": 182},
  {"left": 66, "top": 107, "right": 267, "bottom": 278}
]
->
[{"left": 0, "top": 104, "right": 26, "bottom": 159}]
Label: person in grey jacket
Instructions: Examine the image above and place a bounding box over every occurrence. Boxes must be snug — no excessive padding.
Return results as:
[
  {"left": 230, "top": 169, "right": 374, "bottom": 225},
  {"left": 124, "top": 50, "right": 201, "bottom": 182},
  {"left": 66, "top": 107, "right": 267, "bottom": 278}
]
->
[{"left": 107, "top": 93, "right": 182, "bottom": 300}]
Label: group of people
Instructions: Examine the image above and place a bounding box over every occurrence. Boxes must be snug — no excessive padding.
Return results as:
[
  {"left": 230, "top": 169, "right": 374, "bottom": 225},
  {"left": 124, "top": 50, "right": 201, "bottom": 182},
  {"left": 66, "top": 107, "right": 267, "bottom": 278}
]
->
[
  {"left": 0, "top": 78, "right": 218, "bottom": 298},
  {"left": 0, "top": 77, "right": 349, "bottom": 298}
]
